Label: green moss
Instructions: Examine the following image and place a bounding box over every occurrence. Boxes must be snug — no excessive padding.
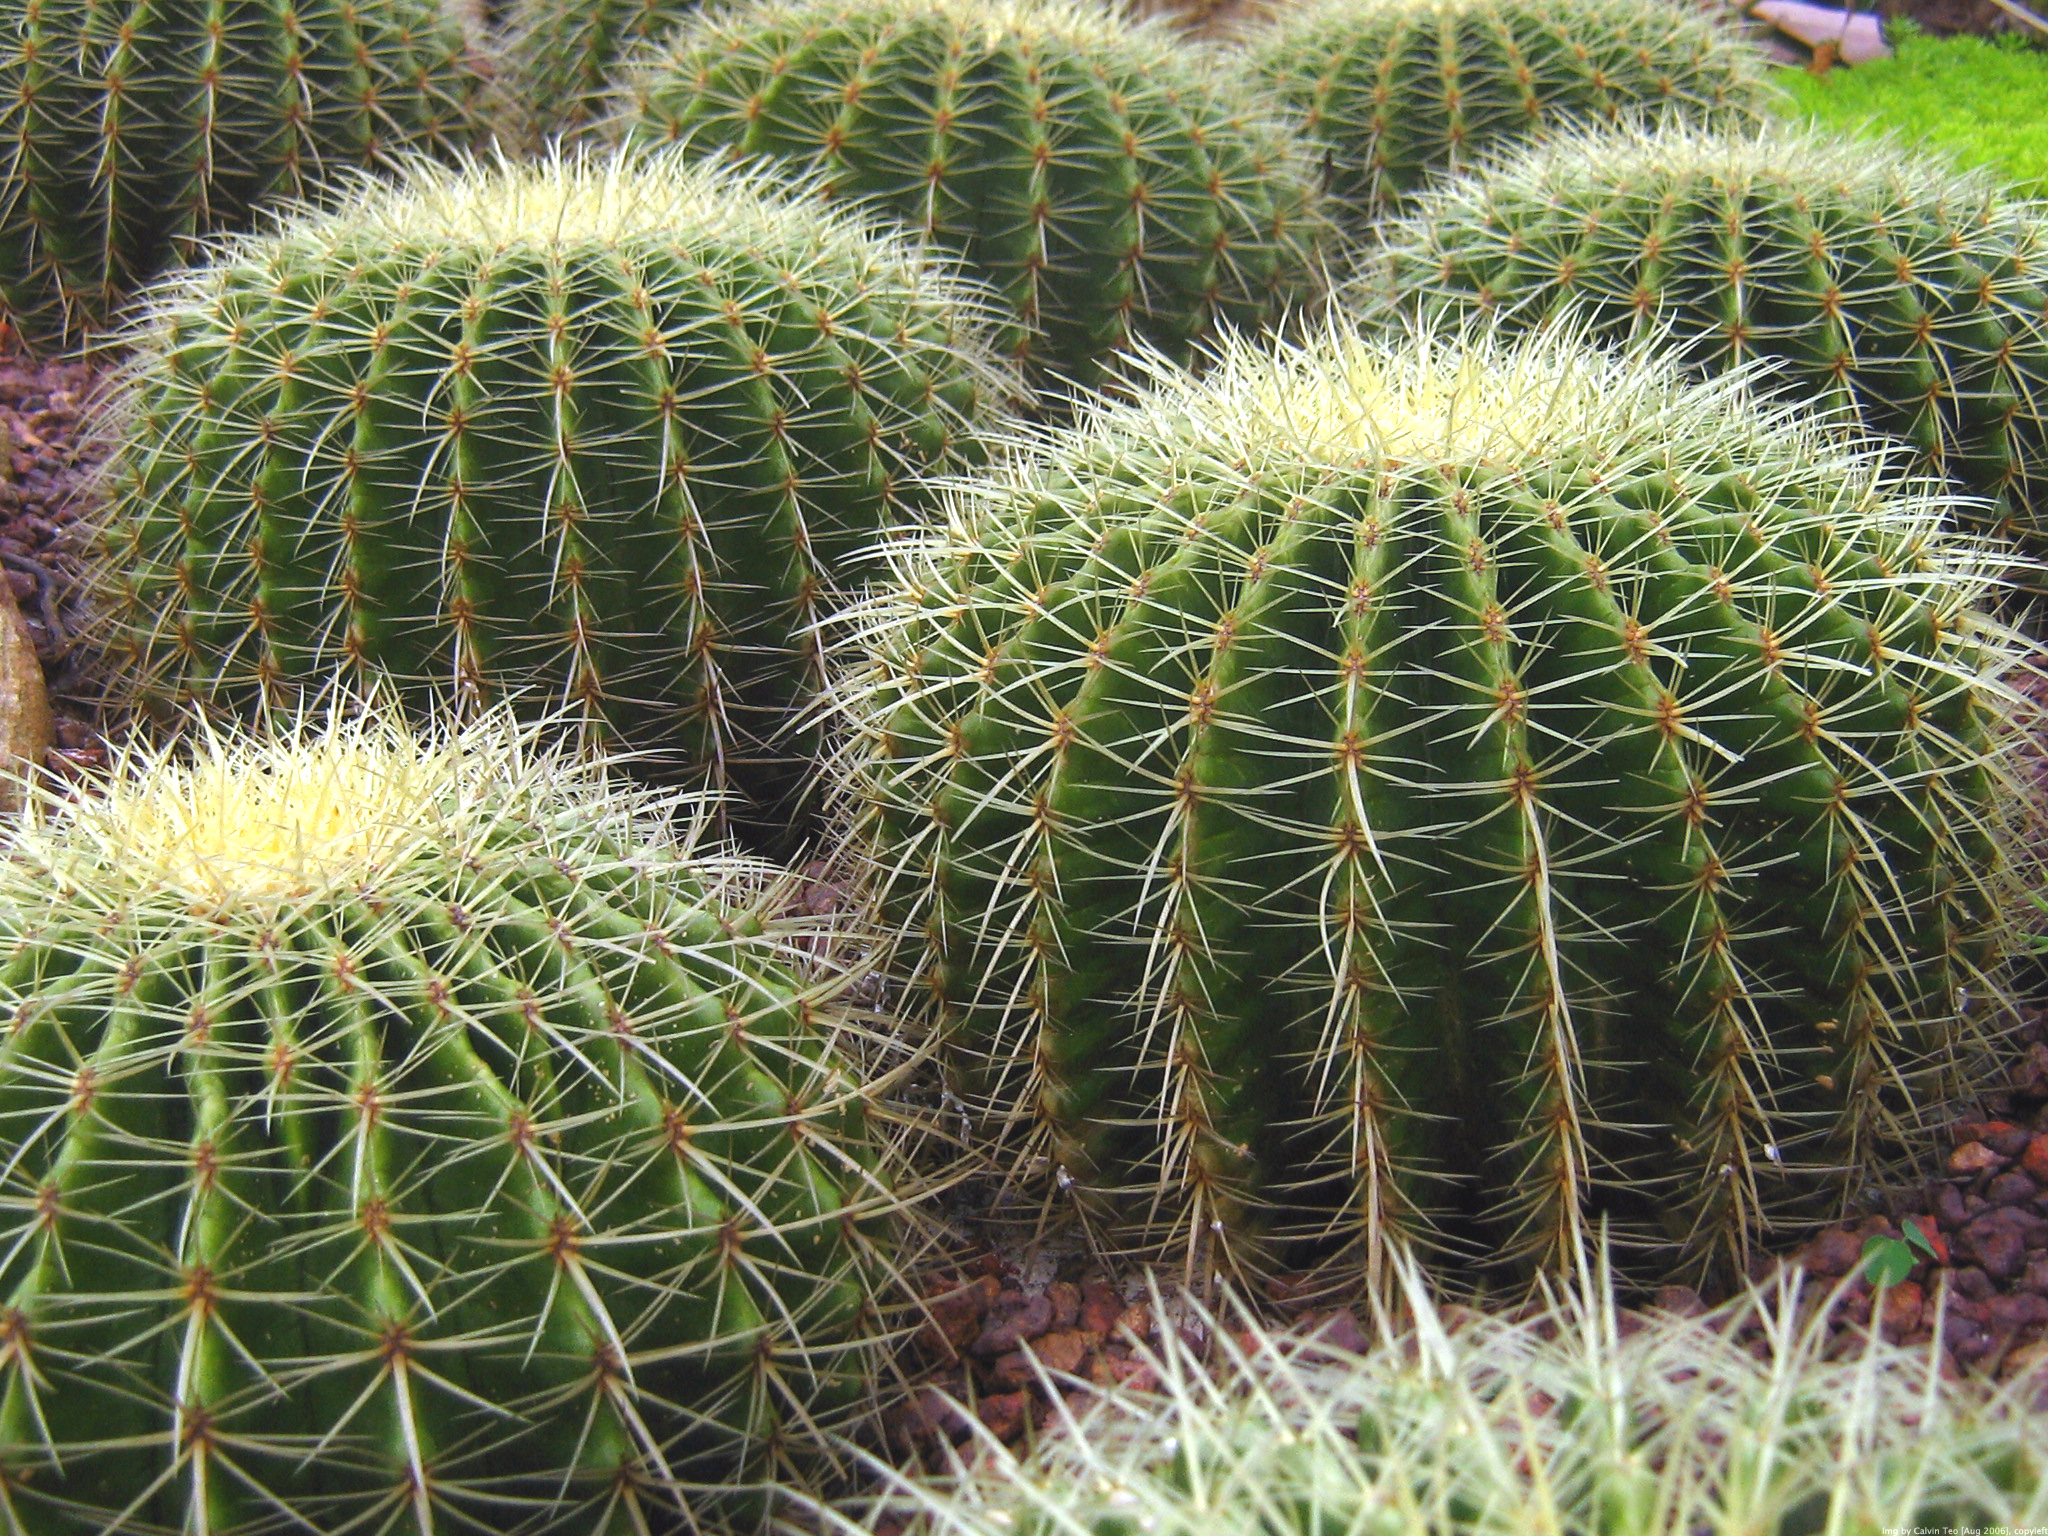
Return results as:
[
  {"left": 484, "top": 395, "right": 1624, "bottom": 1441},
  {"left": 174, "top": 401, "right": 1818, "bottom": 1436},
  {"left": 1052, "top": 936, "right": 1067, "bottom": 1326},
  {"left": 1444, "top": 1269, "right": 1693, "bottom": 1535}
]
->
[{"left": 1775, "top": 28, "right": 2048, "bottom": 195}]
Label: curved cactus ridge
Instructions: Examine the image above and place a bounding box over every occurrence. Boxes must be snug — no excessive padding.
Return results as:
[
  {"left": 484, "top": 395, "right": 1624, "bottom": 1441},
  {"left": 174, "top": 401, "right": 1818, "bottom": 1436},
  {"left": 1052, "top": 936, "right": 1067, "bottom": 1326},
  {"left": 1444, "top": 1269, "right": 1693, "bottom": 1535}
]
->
[
  {"left": 1368, "top": 121, "right": 2048, "bottom": 544},
  {"left": 89, "top": 147, "right": 1011, "bottom": 826},
  {"left": 616, "top": 0, "right": 1327, "bottom": 391},
  {"left": 500, "top": 0, "right": 700, "bottom": 140},
  {"left": 0, "top": 706, "right": 916, "bottom": 1534},
  {"left": 827, "top": 316, "right": 2033, "bottom": 1295},
  {"left": 0, "top": 0, "right": 491, "bottom": 346},
  {"left": 1240, "top": 0, "right": 1774, "bottom": 228}
]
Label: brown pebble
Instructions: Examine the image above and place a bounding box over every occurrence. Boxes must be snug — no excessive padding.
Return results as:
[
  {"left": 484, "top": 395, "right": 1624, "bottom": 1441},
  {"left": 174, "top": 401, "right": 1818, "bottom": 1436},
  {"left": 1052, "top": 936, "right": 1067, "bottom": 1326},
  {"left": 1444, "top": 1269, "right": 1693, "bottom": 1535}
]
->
[
  {"left": 1304, "top": 1309, "right": 1370, "bottom": 1356},
  {"left": 1799, "top": 1226, "right": 1863, "bottom": 1278},
  {"left": 976, "top": 1391, "right": 1032, "bottom": 1444},
  {"left": 1953, "top": 1266, "right": 1996, "bottom": 1301},
  {"left": 1982, "top": 1123, "right": 2034, "bottom": 1159},
  {"left": 1949, "top": 1141, "right": 2005, "bottom": 1176},
  {"left": 2021, "top": 1134, "right": 2048, "bottom": 1183},
  {"left": 1987, "top": 1170, "right": 2038, "bottom": 1207},
  {"left": 892, "top": 1384, "right": 974, "bottom": 1447},
  {"left": 1933, "top": 1183, "right": 1969, "bottom": 1230},
  {"left": 1981, "top": 1292, "right": 2048, "bottom": 1336},
  {"left": 971, "top": 1292, "right": 1054, "bottom": 1358},
  {"left": 1047, "top": 1281, "right": 1080, "bottom": 1331},
  {"left": 1114, "top": 1302, "right": 1153, "bottom": 1344},
  {"left": 1654, "top": 1285, "right": 1707, "bottom": 1318},
  {"left": 1030, "top": 1329, "right": 1094, "bottom": 1378},
  {"left": 1961, "top": 1210, "right": 2037, "bottom": 1282},
  {"left": 1079, "top": 1280, "right": 1121, "bottom": 1335},
  {"left": 1880, "top": 1281, "right": 1923, "bottom": 1342}
]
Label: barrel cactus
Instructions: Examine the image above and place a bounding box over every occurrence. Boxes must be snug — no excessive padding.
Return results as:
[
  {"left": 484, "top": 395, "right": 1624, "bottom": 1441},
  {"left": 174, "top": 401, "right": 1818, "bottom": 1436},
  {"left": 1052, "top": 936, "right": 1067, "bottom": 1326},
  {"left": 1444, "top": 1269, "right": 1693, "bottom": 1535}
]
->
[
  {"left": 500, "top": 0, "right": 698, "bottom": 140},
  {"left": 89, "top": 148, "right": 1008, "bottom": 825},
  {"left": 1241, "top": 0, "right": 1773, "bottom": 229},
  {"left": 0, "top": 708, "right": 913, "bottom": 1534},
  {"left": 827, "top": 318, "right": 2031, "bottom": 1294},
  {"left": 617, "top": 0, "right": 1326, "bottom": 390},
  {"left": 1370, "top": 122, "right": 2048, "bottom": 543},
  {"left": 0, "top": 0, "right": 490, "bottom": 346}
]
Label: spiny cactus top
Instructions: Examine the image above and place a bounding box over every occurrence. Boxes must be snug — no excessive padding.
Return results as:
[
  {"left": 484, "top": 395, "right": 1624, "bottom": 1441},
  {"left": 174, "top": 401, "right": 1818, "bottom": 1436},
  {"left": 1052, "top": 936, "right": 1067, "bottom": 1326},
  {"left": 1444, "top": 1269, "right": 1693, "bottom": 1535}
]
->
[
  {"left": 0, "top": 0, "right": 490, "bottom": 345},
  {"left": 1370, "top": 122, "right": 2048, "bottom": 543},
  {"left": 617, "top": 0, "right": 1326, "bottom": 390},
  {"left": 91, "top": 148, "right": 1010, "bottom": 826},
  {"left": 828, "top": 319, "right": 2030, "bottom": 1294},
  {"left": 0, "top": 710, "right": 910, "bottom": 1535},
  {"left": 1241, "top": 0, "right": 1773, "bottom": 227}
]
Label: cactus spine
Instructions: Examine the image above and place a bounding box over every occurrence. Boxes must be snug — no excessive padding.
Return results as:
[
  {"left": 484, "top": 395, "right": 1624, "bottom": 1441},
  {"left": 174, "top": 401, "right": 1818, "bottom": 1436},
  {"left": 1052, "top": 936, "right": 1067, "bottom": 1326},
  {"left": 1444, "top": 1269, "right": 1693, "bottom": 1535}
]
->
[
  {"left": 0, "top": 0, "right": 489, "bottom": 344},
  {"left": 501, "top": 0, "right": 700, "bottom": 140},
  {"left": 0, "top": 710, "right": 910, "bottom": 1534},
  {"left": 618, "top": 0, "right": 1326, "bottom": 389},
  {"left": 829, "top": 319, "right": 2029, "bottom": 1293},
  {"left": 1242, "top": 0, "right": 1773, "bottom": 227},
  {"left": 1370, "top": 122, "right": 2048, "bottom": 541},
  {"left": 90, "top": 148, "right": 1008, "bottom": 823}
]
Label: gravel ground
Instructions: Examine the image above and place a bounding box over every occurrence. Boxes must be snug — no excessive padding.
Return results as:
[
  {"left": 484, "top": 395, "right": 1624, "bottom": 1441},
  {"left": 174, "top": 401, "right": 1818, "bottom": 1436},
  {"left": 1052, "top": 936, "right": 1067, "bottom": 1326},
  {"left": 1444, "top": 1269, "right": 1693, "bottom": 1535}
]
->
[{"left": 10, "top": 343, "right": 2048, "bottom": 1464}]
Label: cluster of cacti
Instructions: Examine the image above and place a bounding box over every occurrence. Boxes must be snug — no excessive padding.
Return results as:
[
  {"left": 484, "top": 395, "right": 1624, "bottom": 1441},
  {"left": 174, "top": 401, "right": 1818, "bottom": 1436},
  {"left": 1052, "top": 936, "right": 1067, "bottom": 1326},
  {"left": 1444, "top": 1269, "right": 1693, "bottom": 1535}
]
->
[
  {"left": 827, "top": 318, "right": 2029, "bottom": 1292},
  {"left": 0, "top": 709, "right": 910, "bottom": 1534},
  {"left": 616, "top": 0, "right": 1326, "bottom": 388},
  {"left": 1242, "top": 0, "right": 1773, "bottom": 227},
  {"left": 0, "top": 0, "right": 491, "bottom": 345},
  {"left": 499, "top": 0, "right": 699, "bottom": 139},
  {"left": 89, "top": 148, "right": 1008, "bottom": 824},
  {"left": 830, "top": 1272, "right": 2048, "bottom": 1536},
  {"left": 1367, "top": 122, "right": 2048, "bottom": 543}
]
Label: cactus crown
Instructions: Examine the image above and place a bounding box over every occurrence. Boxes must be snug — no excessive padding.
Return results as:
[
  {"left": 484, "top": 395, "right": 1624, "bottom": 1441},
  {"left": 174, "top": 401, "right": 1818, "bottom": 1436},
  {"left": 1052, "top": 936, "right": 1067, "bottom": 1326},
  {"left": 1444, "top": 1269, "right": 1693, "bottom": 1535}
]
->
[
  {"left": 1368, "top": 120, "right": 2048, "bottom": 536},
  {"left": 0, "top": 707, "right": 914, "bottom": 1532},
  {"left": 830, "top": 316, "right": 2032, "bottom": 1293},
  {"left": 89, "top": 146, "right": 1008, "bottom": 824}
]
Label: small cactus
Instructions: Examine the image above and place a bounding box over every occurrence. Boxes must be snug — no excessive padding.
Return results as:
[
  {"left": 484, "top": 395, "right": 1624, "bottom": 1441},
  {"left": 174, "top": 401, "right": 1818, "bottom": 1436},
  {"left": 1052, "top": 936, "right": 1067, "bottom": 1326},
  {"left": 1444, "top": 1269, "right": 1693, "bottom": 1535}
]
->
[
  {"left": 0, "top": 708, "right": 913, "bottom": 1534},
  {"left": 90, "top": 148, "right": 1009, "bottom": 824},
  {"left": 0, "top": 0, "right": 491, "bottom": 345},
  {"left": 618, "top": 0, "right": 1326, "bottom": 390},
  {"left": 827, "top": 318, "right": 2031, "bottom": 1294},
  {"left": 1242, "top": 0, "right": 1774, "bottom": 227},
  {"left": 1369, "top": 122, "right": 2048, "bottom": 542}
]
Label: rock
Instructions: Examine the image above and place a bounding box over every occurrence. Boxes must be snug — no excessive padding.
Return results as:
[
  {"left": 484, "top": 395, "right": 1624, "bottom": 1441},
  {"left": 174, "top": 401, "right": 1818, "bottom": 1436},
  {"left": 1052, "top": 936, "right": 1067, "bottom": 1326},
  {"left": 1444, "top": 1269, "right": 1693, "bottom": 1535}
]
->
[
  {"left": 1029, "top": 1329, "right": 1093, "bottom": 1377},
  {"left": 1953, "top": 1265, "right": 1997, "bottom": 1300},
  {"left": 1933, "top": 1183, "right": 1970, "bottom": 1231},
  {"left": 923, "top": 1275, "right": 1001, "bottom": 1355},
  {"left": 1047, "top": 1281, "right": 1080, "bottom": 1331},
  {"left": 1749, "top": 0, "right": 1890, "bottom": 63},
  {"left": 1981, "top": 1123, "right": 2035, "bottom": 1159},
  {"left": 1114, "top": 1302, "right": 1154, "bottom": 1345},
  {"left": 1981, "top": 1292, "right": 2048, "bottom": 1336},
  {"left": 1880, "top": 1281, "right": 1924, "bottom": 1342},
  {"left": 1653, "top": 1285, "right": 1707, "bottom": 1318},
  {"left": 971, "top": 1292, "right": 1054, "bottom": 1358},
  {"left": 1961, "top": 1210, "right": 2042, "bottom": 1282},
  {"left": 893, "top": 1384, "right": 975, "bottom": 1447},
  {"left": 1303, "top": 1309, "right": 1370, "bottom": 1356},
  {"left": 2021, "top": 1134, "right": 2048, "bottom": 1184},
  {"left": 1079, "top": 1281, "right": 1122, "bottom": 1335},
  {"left": 0, "top": 583, "right": 49, "bottom": 815},
  {"left": 1798, "top": 1226, "right": 1864, "bottom": 1277},
  {"left": 1988, "top": 1170, "right": 2038, "bottom": 1208},
  {"left": 976, "top": 1391, "right": 1032, "bottom": 1443},
  {"left": 1948, "top": 1141, "right": 2006, "bottom": 1177}
]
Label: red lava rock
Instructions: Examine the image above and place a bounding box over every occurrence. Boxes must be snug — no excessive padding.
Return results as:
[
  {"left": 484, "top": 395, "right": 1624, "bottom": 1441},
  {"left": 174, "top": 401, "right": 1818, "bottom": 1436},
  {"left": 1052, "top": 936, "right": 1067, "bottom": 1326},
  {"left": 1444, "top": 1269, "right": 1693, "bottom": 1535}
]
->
[
  {"left": 1880, "top": 1281, "right": 1924, "bottom": 1342},
  {"left": 2025, "top": 1255, "right": 2048, "bottom": 1293},
  {"left": 1303, "top": 1309, "right": 1370, "bottom": 1356},
  {"left": 1962, "top": 1211, "right": 2038, "bottom": 1282},
  {"left": 1798, "top": 1226, "right": 1864, "bottom": 1277},
  {"left": 976, "top": 1391, "right": 1032, "bottom": 1443},
  {"left": 1030, "top": 1329, "right": 1093, "bottom": 1377},
  {"left": 1079, "top": 1281, "right": 1121, "bottom": 1334},
  {"left": 1949, "top": 1141, "right": 2006, "bottom": 1176},
  {"left": 971, "top": 1292, "right": 1054, "bottom": 1358},
  {"left": 1983, "top": 1123, "right": 2035, "bottom": 1159},
  {"left": 1953, "top": 1266, "right": 1997, "bottom": 1301},
  {"left": 1653, "top": 1285, "right": 1707, "bottom": 1318},
  {"left": 1046, "top": 1281, "right": 1080, "bottom": 1331},
  {"left": 922, "top": 1275, "right": 1001, "bottom": 1356},
  {"left": 1987, "top": 1170, "right": 2039, "bottom": 1207},
  {"left": 1932, "top": 1182, "right": 1970, "bottom": 1230},
  {"left": 1981, "top": 1292, "right": 2048, "bottom": 1337},
  {"left": 1114, "top": 1302, "right": 1154, "bottom": 1345},
  {"left": 893, "top": 1384, "right": 975, "bottom": 1447},
  {"left": 986, "top": 1350, "right": 1035, "bottom": 1392},
  {"left": 2022, "top": 1135, "right": 2048, "bottom": 1183}
]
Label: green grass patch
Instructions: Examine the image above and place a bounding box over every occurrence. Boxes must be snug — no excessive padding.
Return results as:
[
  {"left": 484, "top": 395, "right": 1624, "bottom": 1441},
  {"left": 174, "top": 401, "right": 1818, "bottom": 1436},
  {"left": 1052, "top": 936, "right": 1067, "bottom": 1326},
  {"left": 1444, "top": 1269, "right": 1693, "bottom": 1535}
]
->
[{"left": 1776, "top": 27, "right": 2048, "bottom": 195}]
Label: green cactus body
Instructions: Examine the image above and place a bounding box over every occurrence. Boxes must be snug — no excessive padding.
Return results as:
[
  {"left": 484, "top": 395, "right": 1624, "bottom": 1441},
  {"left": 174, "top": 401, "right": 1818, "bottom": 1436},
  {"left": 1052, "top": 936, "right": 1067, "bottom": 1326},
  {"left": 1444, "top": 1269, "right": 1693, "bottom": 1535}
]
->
[
  {"left": 1371, "top": 123, "right": 2048, "bottom": 542},
  {"left": 618, "top": 0, "right": 1325, "bottom": 389},
  {"left": 0, "top": 712, "right": 905, "bottom": 1534},
  {"left": 1243, "top": 0, "right": 1773, "bottom": 227},
  {"left": 830, "top": 321, "right": 2028, "bottom": 1292},
  {"left": 502, "top": 0, "right": 701, "bottom": 140},
  {"left": 91, "top": 150, "right": 1007, "bottom": 823},
  {"left": 0, "top": 0, "right": 489, "bottom": 345}
]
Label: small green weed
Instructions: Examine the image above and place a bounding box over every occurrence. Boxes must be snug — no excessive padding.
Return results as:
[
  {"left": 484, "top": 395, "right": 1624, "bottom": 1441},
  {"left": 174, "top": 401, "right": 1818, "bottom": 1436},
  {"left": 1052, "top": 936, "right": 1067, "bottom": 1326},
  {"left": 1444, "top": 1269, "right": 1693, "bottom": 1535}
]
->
[
  {"left": 1860, "top": 1214, "right": 1943, "bottom": 1287},
  {"left": 1776, "top": 27, "right": 2048, "bottom": 194}
]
